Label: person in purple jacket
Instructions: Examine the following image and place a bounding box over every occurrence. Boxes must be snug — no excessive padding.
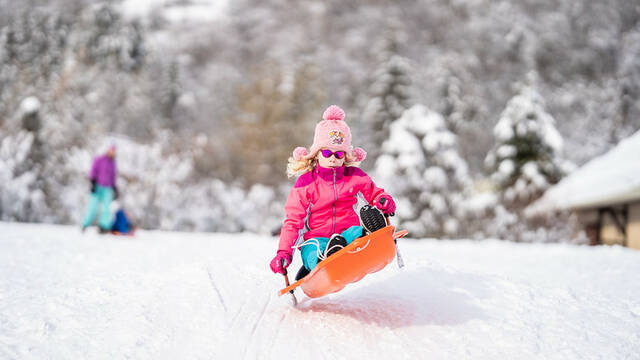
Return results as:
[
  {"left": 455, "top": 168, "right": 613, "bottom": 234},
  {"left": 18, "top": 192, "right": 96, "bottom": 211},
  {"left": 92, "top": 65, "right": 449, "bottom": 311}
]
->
[{"left": 81, "top": 146, "right": 118, "bottom": 233}]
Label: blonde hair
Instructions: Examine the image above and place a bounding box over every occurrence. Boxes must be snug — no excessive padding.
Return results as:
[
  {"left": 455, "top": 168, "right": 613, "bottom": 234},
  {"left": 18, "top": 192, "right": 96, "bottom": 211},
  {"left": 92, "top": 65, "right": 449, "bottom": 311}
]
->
[{"left": 286, "top": 151, "right": 361, "bottom": 178}]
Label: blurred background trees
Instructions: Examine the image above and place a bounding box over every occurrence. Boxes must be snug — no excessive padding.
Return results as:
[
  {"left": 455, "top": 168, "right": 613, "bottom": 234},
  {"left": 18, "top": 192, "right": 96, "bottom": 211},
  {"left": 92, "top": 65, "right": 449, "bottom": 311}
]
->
[
  {"left": 0, "top": 0, "right": 638, "bottom": 240},
  {"left": 375, "top": 104, "right": 470, "bottom": 238}
]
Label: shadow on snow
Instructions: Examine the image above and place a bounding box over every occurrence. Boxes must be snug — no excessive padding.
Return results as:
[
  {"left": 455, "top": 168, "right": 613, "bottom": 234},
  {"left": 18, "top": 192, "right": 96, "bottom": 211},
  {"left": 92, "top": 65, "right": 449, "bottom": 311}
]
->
[{"left": 294, "top": 267, "right": 492, "bottom": 328}]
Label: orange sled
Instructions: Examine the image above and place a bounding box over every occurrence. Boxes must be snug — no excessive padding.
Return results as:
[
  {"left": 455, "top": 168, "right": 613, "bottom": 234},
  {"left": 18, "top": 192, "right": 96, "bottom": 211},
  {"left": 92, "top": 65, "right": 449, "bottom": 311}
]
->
[{"left": 278, "top": 225, "right": 408, "bottom": 298}]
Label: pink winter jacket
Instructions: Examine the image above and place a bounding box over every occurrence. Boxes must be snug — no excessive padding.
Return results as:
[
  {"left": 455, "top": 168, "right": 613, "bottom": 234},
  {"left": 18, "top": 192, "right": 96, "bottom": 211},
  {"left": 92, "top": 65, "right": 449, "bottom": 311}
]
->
[{"left": 278, "top": 165, "right": 392, "bottom": 253}]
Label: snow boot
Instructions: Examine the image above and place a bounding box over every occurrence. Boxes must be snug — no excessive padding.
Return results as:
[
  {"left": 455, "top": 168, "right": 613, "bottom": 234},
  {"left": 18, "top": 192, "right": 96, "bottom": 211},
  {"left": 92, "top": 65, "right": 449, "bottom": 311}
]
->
[
  {"left": 295, "top": 265, "right": 310, "bottom": 280},
  {"left": 360, "top": 205, "right": 387, "bottom": 234},
  {"left": 324, "top": 234, "right": 347, "bottom": 258}
]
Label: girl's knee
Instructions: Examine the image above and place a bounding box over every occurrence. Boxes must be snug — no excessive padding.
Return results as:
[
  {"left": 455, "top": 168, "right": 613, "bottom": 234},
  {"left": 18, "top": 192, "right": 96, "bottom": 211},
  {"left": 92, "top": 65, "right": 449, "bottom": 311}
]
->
[{"left": 341, "top": 226, "right": 363, "bottom": 244}]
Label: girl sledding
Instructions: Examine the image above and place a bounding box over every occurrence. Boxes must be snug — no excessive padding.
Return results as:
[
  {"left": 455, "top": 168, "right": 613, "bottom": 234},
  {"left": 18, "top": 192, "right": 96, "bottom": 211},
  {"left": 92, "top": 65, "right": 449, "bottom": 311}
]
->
[{"left": 269, "top": 105, "right": 407, "bottom": 301}]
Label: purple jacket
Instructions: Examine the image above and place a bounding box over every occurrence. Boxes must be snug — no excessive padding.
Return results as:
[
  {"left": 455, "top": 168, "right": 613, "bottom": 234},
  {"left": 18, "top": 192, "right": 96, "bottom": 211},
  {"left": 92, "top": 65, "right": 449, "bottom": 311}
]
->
[{"left": 89, "top": 155, "right": 117, "bottom": 187}]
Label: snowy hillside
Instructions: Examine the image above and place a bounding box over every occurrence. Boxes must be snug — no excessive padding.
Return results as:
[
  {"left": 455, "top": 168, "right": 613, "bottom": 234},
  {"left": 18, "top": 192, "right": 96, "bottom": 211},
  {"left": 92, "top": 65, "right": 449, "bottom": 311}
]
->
[{"left": 1, "top": 222, "right": 639, "bottom": 359}]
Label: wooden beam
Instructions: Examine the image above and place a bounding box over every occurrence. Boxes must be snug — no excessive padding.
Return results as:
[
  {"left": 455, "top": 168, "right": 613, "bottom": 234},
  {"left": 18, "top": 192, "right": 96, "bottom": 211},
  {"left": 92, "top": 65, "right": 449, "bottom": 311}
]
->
[
  {"left": 596, "top": 208, "right": 603, "bottom": 246},
  {"left": 622, "top": 205, "right": 629, "bottom": 247},
  {"left": 604, "top": 206, "right": 628, "bottom": 246}
]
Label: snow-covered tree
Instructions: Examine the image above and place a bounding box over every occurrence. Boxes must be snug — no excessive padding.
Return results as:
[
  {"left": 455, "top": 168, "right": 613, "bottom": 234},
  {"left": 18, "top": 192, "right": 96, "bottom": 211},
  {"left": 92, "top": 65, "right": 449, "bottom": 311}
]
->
[
  {"left": 0, "top": 131, "right": 47, "bottom": 222},
  {"left": 63, "top": 134, "right": 285, "bottom": 233},
  {"left": 154, "top": 59, "right": 182, "bottom": 131},
  {"left": 0, "top": 97, "right": 50, "bottom": 222},
  {"left": 0, "top": 0, "right": 638, "bottom": 239},
  {"left": 485, "top": 84, "right": 565, "bottom": 209},
  {"left": 76, "top": 3, "right": 144, "bottom": 72},
  {"left": 437, "top": 68, "right": 477, "bottom": 134},
  {"left": 376, "top": 104, "right": 471, "bottom": 238},
  {"left": 362, "top": 25, "right": 412, "bottom": 162},
  {"left": 615, "top": 25, "right": 640, "bottom": 142}
]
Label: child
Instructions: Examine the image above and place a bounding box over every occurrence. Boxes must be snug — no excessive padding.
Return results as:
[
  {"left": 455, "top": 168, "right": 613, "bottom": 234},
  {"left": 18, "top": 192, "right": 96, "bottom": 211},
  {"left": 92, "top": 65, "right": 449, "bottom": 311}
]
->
[
  {"left": 110, "top": 201, "right": 136, "bottom": 236},
  {"left": 269, "top": 105, "right": 396, "bottom": 280},
  {"left": 81, "top": 145, "right": 118, "bottom": 233}
]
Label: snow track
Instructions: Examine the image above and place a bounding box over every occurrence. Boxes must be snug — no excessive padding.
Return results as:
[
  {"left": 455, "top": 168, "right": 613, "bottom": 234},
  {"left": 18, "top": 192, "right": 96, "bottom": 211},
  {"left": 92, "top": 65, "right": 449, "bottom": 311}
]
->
[
  {"left": 1, "top": 222, "right": 639, "bottom": 359},
  {"left": 205, "top": 267, "right": 227, "bottom": 313}
]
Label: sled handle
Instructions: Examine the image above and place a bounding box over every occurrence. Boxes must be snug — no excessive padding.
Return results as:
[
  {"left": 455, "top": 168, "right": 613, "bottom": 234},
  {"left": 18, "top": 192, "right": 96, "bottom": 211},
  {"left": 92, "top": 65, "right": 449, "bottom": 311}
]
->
[
  {"left": 279, "top": 277, "right": 305, "bottom": 297},
  {"left": 280, "top": 259, "right": 298, "bottom": 305},
  {"left": 379, "top": 197, "right": 394, "bottom": 217},
  {"left": 393, "top": 229, "right": 409, "bottom": 240},
  {"left": 381, "top": 205, "right": 407, "bottom": 269}
]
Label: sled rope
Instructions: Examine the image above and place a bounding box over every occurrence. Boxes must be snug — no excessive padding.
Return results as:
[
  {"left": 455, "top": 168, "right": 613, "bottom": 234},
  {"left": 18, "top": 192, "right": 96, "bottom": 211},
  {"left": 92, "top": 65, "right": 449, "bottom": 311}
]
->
[{"left": 292, "top": 238, "right": 345, "bottom": 261}]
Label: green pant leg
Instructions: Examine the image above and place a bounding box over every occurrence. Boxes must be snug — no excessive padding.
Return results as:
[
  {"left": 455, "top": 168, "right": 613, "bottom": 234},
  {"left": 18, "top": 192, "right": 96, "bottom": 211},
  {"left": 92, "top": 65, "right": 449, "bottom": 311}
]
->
[
  {"left": 82, "top": 192, "right": 100, "bottom": 227},
  {"left": 97, "top": 186, "right": 114, "bottom": 230}
]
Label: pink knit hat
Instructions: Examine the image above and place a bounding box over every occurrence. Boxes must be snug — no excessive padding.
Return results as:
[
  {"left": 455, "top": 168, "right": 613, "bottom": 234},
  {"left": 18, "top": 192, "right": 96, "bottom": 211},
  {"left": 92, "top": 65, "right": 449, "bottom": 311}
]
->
[{"left": 292, "top": 105, "right": 367, "bottom": 162}]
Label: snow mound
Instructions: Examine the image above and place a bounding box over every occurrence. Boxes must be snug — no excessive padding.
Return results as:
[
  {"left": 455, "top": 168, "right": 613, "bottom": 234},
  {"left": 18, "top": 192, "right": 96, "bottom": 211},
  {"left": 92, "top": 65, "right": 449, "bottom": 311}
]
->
[{"left": 19, "top": 97, "right": 41, "bottom": 115}]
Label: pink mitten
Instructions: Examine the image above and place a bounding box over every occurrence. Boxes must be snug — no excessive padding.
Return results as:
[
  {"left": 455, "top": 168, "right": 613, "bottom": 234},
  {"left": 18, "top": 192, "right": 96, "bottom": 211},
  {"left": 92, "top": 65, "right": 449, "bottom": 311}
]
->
[
  {"left": 375, "top": 195, "right": 396, "bottom": 215},
  {"left": 269, "top": 250, "right": 293, "bottom": 274}
]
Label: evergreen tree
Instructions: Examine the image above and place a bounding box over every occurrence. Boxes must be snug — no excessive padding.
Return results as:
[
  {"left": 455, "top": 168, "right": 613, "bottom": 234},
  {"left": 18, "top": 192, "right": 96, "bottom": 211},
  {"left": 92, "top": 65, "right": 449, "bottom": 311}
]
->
[
  {"left": 485, "top": 84, "right": 565, "bottom": 209},
  {"left": 438, "top": 69, "right": 467, "bottom": 133},
  {"left": 615, "top": 25, "right": 640, "bottom": 142},
  {"left": 77, "top": 4, "right": 143, "bottom": 71},
  {"left": 0, "top": 97, "right": 50, "bottom": 222},
  {"left": 375, "top": 104, "right": 470, "bottom": 238},
  {"left": 155, "top": 59, "right": 182, "bottom": 131},
  {"left": 362, "top": 25, "right": 412, "bottom": 162}
]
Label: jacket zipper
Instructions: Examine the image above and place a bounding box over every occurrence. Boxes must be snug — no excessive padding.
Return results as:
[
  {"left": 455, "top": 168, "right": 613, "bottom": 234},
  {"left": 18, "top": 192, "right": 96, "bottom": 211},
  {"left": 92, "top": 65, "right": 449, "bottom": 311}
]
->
[{"left": 332, "top": 169, "right": 337, "bottom": 234}]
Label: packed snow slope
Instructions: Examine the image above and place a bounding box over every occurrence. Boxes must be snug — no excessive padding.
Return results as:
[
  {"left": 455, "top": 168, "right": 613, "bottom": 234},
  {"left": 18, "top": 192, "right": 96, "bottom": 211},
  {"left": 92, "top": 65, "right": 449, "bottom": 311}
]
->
[{"left": 1, "top": 222, "right": 639, "bottom": 359}]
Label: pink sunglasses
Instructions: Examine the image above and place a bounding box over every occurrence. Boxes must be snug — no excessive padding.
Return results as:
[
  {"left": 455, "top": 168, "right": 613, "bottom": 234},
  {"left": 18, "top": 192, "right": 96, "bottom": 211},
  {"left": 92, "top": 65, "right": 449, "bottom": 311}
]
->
[{"left": 320, "top": 149, "right": 346, "bottom": 159}]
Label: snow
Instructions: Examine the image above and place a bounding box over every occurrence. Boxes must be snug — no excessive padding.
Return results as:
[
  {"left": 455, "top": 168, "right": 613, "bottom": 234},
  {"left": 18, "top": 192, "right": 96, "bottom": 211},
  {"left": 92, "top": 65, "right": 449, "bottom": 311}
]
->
[
  {"left": 528, "top": 129, "right": 640, "bottom": 213},
  {"left": 498, "top": 159, "right": 515, "bottom": 178},
  {"left": 0, "top": 132, "right": 50, "bottom": 222},
  {"left": 486, "top": 85, "right": 566, "bottom": 207},
  {"left": 496, "top": 144, "right": 517, "bottom": 158},
  {"left": 119, "top": 0, "right": 229, "bottom": 23},
  {"left": 375, "top": 104, "right": 471, "bottom": 238},
  {"left": 2, "top": 222, "right": 639, "bottom": 359},
  {"left": 402, "top": 105, "right": 445, "bottom": 137},
  {"left": 495, "top": 86, "right": 563, "bottom": 153},
  {"left": 19, "top": 97, "right": 41, "bottom": 115},
  {"left": 462, "top": 191, "right": 498, "bottom": 216},
  {"left": 423, "top": 167, "right": 447, "bottom": 190}
]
